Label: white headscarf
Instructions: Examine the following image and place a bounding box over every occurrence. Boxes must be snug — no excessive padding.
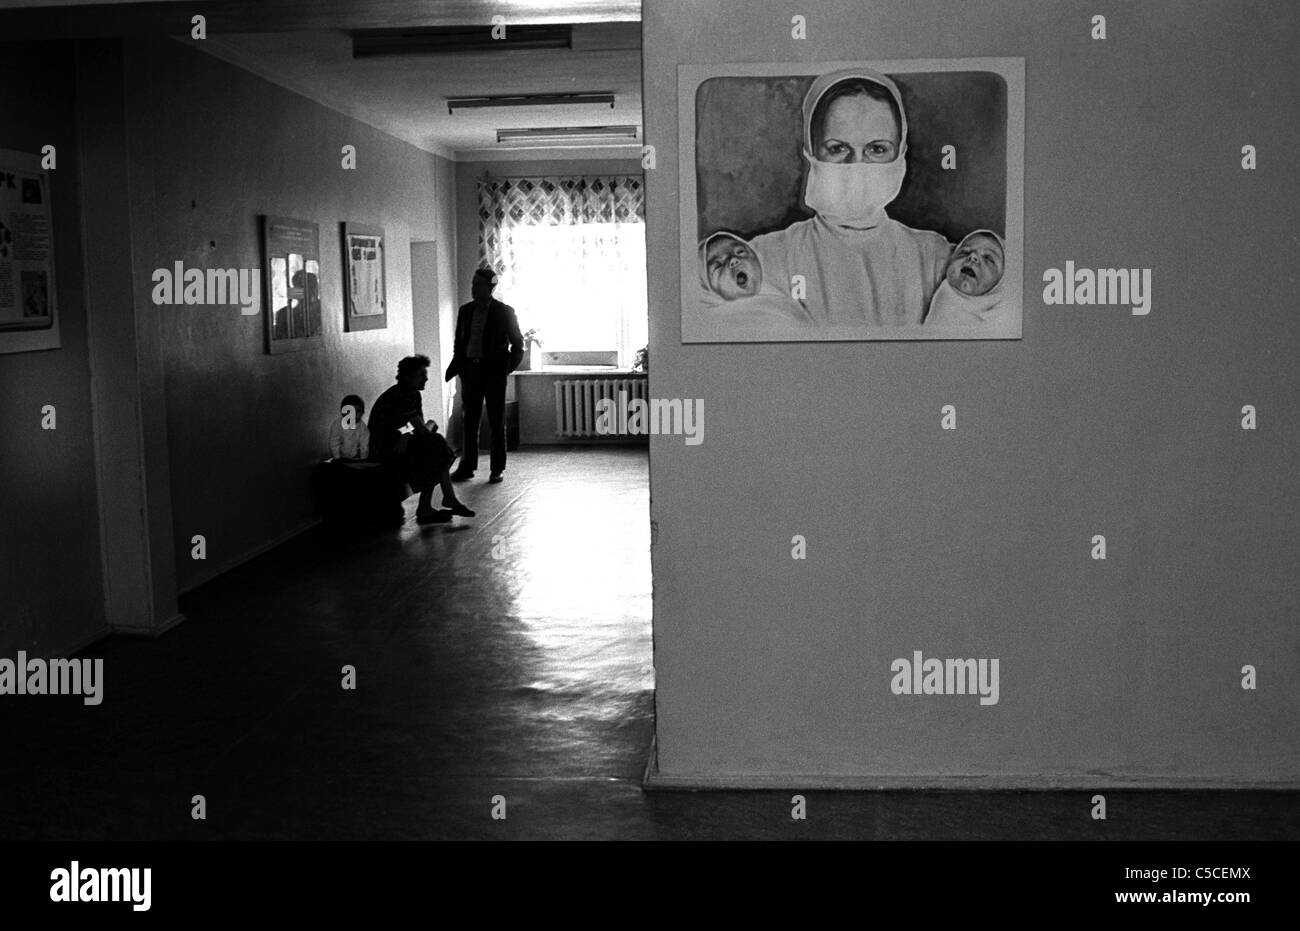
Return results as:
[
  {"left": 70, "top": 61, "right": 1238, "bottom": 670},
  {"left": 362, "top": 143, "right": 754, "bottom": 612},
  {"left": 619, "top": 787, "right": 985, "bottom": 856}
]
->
[
  {"left": 801, "top": 67, "right": 909, "bottom": 159},
  {"left": 800, "top": 68, "right": 909, "bottom": 225}
]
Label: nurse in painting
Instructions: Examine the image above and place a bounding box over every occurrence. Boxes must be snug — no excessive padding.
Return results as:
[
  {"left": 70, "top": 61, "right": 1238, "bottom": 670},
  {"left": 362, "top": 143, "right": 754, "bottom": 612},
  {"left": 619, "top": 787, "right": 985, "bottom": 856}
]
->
[{"left": 749, "top": 67, "right": 952, "bottom": 327}]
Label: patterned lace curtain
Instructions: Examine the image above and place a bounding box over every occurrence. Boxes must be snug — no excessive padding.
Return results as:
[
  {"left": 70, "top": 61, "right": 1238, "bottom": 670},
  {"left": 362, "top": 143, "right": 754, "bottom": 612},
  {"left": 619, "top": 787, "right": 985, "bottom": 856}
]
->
[{"left": 478, "top": 176, "right": 647, "bottom": 367}]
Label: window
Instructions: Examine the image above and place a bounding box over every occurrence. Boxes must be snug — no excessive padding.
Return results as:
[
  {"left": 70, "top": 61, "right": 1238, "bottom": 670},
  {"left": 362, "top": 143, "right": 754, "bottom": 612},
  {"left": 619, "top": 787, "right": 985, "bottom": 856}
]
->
[{"left": 479, "top": 176, "right": 646, "bottom": 368}]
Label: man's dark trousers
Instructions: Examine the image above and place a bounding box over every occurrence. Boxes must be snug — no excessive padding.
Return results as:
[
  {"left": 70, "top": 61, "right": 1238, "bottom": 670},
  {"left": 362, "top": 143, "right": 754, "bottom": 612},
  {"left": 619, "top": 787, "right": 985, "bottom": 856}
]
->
[{"left": 460, "top": 361, "right": 507, "bottom": 474}]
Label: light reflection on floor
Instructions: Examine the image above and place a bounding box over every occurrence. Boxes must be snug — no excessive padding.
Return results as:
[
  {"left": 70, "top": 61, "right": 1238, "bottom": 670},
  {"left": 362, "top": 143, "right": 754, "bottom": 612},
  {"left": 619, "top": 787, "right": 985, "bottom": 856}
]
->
[
  {"left": 503, "top": 453, "right": 654, "bottom": 713},
  {"left": 2, "top": 447, "right": 1296, "bottom": 839}
]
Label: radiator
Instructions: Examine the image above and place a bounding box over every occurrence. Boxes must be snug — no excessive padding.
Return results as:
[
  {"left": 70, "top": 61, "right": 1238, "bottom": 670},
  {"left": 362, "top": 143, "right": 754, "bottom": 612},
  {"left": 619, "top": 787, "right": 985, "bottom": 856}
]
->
[{"left": 554, "top": 377, "right": 650, "bottom": 438}]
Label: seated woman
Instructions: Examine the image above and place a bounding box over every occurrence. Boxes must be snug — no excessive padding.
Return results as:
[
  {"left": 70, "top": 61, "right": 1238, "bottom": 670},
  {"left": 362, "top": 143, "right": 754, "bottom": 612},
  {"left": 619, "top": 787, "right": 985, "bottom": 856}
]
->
[{"left": 369, "top": 354, "right": 475, "bottom": 525}]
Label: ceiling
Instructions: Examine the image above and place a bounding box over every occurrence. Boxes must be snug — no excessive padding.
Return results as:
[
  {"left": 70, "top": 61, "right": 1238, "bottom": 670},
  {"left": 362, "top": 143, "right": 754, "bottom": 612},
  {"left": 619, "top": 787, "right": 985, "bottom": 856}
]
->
[
  {"left": 0, "top": 0, "right": 639, "bottom": 19},
  {"left": 200, "top": 23, "right": 643, "bottom": 161},
  {"left": 0, "top": 0, "right": 644, "bottom": 162}
]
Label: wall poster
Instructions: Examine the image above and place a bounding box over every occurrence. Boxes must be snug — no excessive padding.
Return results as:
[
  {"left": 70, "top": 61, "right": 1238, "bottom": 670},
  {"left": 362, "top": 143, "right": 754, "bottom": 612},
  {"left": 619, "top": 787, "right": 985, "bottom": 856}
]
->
[
  {"left": 0, "top": 149, "right": 59, "bottom": 354},
  {"left": 342, "top": 222, "right": 387, "bottom": 332},
  {"left": 261, "top": 215, "right": 323, "bottom": 354},
  {"left": 680, "top": 59, "right": 1025, "bottom": 342}
]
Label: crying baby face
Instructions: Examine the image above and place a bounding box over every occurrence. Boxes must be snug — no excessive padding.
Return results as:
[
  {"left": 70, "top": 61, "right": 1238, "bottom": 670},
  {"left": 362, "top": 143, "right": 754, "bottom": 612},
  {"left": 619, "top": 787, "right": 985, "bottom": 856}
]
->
[
  {"left": 702, "top": 234, "right": 763, "bottom": 300},
  {"left": 945, "top": 232, "right": 1005, "bottom": 297}
]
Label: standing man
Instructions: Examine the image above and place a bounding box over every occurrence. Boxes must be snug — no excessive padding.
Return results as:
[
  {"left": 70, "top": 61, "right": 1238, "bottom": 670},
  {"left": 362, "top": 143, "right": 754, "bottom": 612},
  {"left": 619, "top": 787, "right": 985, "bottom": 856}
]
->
[{"left": 446, "top": 267, "right": 524, "bottom": 483}]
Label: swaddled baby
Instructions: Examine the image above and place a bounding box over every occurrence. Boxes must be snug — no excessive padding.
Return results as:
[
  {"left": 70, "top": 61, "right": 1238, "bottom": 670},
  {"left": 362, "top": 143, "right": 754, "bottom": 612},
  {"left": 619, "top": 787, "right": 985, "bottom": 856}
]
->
[
  {"left": 699, "top": 231, "right": 814, "bottom": 328},
  {"left": 924, "top": 230, "right": 1014, "bottom": 330}
]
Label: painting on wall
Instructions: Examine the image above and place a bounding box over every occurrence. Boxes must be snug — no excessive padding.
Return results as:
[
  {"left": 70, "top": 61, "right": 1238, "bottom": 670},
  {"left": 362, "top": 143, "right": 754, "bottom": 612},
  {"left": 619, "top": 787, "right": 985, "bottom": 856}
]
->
[
  {"left": 261, "top": 215, "right": 323, "bottom": 354},
  {"left": 0, "top": 149, "right": 60, "bottom": 355},
  {"left": 342, "top": 222, "right": 387, "bottom": 332},
  {"left": 679, "top": 59, "right": 1025, "bottom": 342}
]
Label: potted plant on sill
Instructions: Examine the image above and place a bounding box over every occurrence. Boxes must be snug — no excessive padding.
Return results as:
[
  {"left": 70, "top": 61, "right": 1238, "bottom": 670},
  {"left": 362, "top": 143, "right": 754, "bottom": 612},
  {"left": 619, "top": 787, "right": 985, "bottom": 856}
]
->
[{"left": 520, "top": 328, "right": 542, "bottom": 371}]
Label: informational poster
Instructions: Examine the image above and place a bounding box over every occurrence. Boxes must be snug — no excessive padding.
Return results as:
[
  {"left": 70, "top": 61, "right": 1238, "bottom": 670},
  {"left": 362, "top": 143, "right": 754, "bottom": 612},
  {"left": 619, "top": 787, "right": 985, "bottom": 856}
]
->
[
  {"left": 261, "top": 215, "right": 322, "bottom": 354},
  {"left": 342, "top": 222, "right": 387, "bottom": 332},
  {"left": 0, "top": 149, "right": 60, "bottom": 354},
  {"left": 679, "top": 59, "right": 1024, "bottom": 343}
]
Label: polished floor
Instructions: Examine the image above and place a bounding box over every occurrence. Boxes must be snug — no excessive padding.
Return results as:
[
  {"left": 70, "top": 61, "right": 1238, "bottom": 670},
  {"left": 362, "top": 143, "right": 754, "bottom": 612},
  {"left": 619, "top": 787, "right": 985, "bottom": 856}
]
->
[{"left": 0, "top": 447, "right": 1295, "bottom": 840}]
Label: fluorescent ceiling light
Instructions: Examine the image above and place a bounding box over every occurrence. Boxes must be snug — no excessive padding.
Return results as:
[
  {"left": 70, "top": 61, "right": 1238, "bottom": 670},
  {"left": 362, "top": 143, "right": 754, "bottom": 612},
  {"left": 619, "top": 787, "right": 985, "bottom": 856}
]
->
[
  {"left": 448, "top": 93, "right": 615, "bottom": 114},
  {"left": 353, "top": 25, "right": 572, "bottom": 58},
  {"left": 495, "top": 125, "right": 640, "bottom": 145}
]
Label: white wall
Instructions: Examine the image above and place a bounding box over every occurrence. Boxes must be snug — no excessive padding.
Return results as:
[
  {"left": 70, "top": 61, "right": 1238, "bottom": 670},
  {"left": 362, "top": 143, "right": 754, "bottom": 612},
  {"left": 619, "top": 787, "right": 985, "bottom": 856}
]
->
[
  {"left": 124, "top": 37, "right": 456, "bottom": 592},
  {"left": 644, "top": 0, "right": 1300, "bottom": 786}
]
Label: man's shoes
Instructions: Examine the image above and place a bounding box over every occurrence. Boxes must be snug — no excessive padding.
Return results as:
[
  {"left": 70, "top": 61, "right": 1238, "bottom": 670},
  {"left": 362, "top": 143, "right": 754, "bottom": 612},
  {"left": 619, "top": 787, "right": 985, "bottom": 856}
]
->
[
  {"left": 488, "top": 472, "right": 503, "bottom": 484},
  {"left": 446, "top": 502, "right": 475, "bottom": 517},
  {"left": 449, "top": 468, "right": 475, "bottom": 481},
  {"left": 415, "top": 508, "right": 454, "bottom": 524}
]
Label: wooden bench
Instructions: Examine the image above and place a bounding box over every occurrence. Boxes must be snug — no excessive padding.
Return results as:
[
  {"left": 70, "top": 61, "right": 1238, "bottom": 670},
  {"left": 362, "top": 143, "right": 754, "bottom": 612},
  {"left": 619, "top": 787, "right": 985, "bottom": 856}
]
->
[{"left": 313, "top": 458, "right": 408, "bottom": 528}]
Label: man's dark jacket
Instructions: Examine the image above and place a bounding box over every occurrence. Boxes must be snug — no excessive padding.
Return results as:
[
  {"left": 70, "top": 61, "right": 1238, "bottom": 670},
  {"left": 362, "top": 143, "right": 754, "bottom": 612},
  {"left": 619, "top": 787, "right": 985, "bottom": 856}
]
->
[{"left": 445, "top": 298, "right": 525, "bottom": 381}]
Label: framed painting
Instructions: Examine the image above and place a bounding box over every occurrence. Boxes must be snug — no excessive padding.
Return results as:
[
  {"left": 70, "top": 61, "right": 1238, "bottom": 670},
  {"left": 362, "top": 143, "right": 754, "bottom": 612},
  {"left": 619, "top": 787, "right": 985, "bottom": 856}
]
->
[
  {"left": 262, "top": 215, "right": 323, "bottom": 354},
  {"left": 342, "top": 222, "right": 387, "bottom": 332},
  {"left": 680, "top": 59, "right": 1025, "bottom": 342}
]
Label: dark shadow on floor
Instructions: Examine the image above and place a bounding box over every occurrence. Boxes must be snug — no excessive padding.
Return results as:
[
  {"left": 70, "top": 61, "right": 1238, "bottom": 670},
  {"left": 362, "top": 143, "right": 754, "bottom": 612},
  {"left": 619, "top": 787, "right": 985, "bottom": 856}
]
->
[{"left": 0, "top": 448, "right": 1294, "bottom": 840}]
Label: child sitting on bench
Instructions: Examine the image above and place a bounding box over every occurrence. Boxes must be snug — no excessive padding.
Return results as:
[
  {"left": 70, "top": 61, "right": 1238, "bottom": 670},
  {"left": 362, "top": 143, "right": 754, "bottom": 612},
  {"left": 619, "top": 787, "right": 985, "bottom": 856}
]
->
[{"left": 328, "top": 394, "right": 371, "bottom": 461}]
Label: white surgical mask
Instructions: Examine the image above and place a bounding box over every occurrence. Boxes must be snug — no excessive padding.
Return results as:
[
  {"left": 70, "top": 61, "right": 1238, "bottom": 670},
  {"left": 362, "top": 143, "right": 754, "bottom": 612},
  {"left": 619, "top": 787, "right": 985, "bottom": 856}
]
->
[{"left": 803, "top": 155, "right": 906, "bottom": 229}]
